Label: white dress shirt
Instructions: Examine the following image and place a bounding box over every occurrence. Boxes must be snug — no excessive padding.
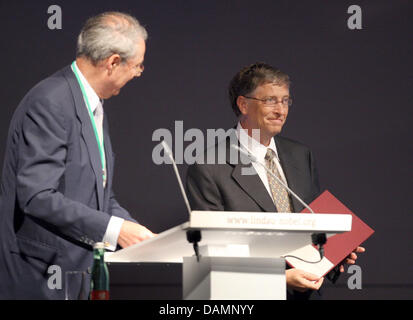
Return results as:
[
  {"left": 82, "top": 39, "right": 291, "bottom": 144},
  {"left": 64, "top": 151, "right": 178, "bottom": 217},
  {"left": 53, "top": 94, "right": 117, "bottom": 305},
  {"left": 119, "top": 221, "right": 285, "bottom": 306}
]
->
[
  {"left": 236, "top": 122, "right": 289, "bottom": 203},
  {"left": 71, "top": 62, "right": 123, "bottom": 251}
]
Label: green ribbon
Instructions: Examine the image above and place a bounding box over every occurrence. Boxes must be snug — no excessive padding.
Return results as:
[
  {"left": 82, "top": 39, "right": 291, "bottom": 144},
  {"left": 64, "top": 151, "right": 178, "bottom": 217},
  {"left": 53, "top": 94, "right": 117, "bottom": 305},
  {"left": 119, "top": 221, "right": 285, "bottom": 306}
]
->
[{"left": 71, "top": 61, "right": 106, "bottom": 183}]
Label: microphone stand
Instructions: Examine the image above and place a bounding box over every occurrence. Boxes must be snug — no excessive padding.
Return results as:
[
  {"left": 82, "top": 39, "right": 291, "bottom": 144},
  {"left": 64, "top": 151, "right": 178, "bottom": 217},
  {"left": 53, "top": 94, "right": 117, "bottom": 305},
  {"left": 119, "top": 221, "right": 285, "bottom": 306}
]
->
[{"left": 161, "top": 141, "right": 202, "bottom": 262}]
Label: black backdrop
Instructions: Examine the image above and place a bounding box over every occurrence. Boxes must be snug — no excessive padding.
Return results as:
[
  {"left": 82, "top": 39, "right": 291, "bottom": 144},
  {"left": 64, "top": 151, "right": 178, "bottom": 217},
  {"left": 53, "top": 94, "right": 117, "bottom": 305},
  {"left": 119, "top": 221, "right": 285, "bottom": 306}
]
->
[{"left": 0, "top": 0, "right": 412, "bottom": 299}]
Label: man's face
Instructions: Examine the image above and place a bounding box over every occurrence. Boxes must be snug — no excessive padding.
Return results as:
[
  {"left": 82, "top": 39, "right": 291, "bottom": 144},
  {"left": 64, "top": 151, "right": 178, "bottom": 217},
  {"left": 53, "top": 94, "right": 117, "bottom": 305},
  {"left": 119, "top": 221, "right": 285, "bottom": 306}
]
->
[
  {"left": 104, "top": 38, "right": 146, "bottom": 98},
  {"left": 239, "top": 82, "right": 290, "bottom": 144}
]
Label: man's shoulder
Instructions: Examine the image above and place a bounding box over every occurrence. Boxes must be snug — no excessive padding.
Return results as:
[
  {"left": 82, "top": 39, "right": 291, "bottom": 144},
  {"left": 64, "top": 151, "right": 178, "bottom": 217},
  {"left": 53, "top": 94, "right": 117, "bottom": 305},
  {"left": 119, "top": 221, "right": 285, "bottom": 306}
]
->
[
  {"left": 16, "top": 65, "right": 76, "bottom": 116},
  {"left": 192, "top": 127, "right": 238, "bottom": 164},
  {"left": 275, "top": 135, "right": 312, "bottom": 153},
  {"left": 7, "top": 65, "right": 78, "bottom": 130},
  {"left": 27, "top": 65, "right": 73, "bottom": 101}
]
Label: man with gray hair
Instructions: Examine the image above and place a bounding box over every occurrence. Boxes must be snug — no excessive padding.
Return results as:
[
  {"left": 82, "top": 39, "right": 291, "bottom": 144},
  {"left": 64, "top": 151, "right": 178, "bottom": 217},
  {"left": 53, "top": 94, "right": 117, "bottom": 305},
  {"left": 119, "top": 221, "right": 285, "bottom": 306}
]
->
[{"left": 0, "top": 12, "right": 154, "bottom": 299}]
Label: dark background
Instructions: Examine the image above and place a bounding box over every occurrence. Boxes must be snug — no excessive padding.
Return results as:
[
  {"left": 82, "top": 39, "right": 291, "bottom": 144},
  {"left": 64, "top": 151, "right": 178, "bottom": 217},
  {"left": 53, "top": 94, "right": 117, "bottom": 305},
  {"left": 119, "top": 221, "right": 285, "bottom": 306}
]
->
[{"left": 0, "top": 0, "right": 412, "bottom": 299}]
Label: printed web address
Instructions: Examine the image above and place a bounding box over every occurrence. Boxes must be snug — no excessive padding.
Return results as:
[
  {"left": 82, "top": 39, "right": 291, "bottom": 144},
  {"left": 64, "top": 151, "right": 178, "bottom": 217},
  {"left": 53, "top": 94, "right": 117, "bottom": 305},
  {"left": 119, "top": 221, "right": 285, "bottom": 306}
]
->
[{"left": 226, "top": 216, "right": 316, "bottom": 228}]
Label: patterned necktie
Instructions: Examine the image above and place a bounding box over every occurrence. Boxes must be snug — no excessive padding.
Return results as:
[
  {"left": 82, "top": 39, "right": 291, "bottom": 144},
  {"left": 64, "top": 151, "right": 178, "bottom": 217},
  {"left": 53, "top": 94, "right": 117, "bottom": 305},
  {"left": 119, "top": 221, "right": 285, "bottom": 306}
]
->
[
  {"left": 264, "top": 148, "right": 292, "bottom": 212},
  {"left": 94, "top": 100, "right": 106, "bottom": 188}
]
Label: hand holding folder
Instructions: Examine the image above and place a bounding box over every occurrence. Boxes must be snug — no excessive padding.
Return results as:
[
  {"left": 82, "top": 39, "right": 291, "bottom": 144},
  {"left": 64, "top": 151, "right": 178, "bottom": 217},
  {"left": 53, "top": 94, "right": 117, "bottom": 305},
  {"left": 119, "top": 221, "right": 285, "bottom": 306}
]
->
[{"left": 285, "top": 190, "right": 375, "bottom": 278}]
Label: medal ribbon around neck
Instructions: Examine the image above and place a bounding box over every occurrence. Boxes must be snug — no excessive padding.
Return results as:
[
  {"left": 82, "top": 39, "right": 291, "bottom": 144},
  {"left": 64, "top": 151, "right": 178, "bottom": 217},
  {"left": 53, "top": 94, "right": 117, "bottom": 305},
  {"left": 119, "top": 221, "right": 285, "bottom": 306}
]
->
[{"left": 71, "top": 61, "right": 106, "bottom": 184}]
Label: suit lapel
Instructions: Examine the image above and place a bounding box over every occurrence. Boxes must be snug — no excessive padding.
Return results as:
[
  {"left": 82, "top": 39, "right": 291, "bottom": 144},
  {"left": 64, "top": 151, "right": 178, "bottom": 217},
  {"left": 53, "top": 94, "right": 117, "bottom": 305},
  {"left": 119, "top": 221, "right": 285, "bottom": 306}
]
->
[
  {"left": 64, "top": 66, "right": 104, "bottom": 210},
  {"left": 224, "top": 134, "right": 276, "bottom": 212},
  {"left": 102, "top": 115, "right": 113, "bottom": 211},
  {"left": 231, "top": 164, "right": 277, "bottom": 212}
]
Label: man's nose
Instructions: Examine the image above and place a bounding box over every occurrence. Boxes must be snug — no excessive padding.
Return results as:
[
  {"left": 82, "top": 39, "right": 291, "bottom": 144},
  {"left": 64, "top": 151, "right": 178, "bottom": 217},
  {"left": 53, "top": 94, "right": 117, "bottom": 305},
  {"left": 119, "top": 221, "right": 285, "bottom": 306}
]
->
[
  {"left": 136, "top": 64, "right": 144, "bottom": 77},
  {"left": 271, "top": 103, "right": 286, "bottom": 113}
]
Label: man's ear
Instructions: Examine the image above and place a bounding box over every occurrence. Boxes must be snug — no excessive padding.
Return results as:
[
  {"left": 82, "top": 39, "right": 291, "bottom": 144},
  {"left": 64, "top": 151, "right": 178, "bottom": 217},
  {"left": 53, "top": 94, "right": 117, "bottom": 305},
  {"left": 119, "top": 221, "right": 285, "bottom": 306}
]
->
[
  {"left": 237, "top": 96, "right": 248, "bottom": 115},
  {"left": 105, "top": 54, "right": 122, "bottom": 74}
]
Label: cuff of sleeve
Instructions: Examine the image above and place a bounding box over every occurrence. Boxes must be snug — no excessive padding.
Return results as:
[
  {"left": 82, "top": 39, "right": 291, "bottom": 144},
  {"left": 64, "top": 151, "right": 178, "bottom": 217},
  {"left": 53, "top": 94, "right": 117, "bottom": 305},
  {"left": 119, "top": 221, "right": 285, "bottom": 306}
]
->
[{"left": 102, "top": 216, "right": 124, "bottom": 251}]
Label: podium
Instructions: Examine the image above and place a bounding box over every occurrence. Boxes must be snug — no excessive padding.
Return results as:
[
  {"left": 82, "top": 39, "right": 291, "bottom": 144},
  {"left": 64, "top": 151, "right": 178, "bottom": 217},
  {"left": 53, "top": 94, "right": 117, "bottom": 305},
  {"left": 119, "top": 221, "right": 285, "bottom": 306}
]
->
[{"left": 106, "top": 210, "right": 351, "bottom": 300}]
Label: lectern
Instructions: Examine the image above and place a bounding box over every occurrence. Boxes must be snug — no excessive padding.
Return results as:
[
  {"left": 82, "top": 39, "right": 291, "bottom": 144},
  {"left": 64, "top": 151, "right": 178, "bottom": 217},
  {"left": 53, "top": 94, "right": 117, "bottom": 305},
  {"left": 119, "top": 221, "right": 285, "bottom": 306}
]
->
[{"left": 106, "top": 210, "right": 351, "bottom": 300}]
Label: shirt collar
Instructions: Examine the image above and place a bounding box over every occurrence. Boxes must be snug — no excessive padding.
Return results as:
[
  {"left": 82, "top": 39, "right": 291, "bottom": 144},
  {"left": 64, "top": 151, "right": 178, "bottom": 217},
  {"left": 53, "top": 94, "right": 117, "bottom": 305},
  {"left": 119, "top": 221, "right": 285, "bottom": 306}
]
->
[
  {"left": 236, "top": 121, "right": 279, "bottom": 162},
  {"left": 71, "top": 61, "right": 101, "bottom": 114}
]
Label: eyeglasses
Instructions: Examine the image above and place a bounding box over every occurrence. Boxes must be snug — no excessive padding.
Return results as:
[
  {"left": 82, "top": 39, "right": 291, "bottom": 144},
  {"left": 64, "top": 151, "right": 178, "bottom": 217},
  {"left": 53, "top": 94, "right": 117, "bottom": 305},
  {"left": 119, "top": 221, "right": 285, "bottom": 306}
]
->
[
  {"left": 244, "top": 96, "right": 292, "bottom": 107},
  {"left": 133, "top": 63, "right": 144, "bottom": 74},
  {"left": 126, "top": 61, "right": 144, "bottom": 76}
]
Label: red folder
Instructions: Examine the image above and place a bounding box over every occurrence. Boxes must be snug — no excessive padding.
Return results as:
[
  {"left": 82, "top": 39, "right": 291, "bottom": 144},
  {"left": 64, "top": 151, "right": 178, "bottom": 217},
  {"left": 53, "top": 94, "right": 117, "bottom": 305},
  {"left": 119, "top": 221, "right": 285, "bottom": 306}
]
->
[{"left": 286, "top": 190, "right": 374, "bottom": 277}]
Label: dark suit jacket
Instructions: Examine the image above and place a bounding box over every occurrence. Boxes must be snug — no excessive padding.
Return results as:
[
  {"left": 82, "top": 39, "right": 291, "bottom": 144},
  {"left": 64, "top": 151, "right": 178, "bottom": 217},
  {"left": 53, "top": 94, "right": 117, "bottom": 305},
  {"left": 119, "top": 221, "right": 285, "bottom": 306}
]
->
[
  {"left": 186, "top": 131, "right": 321, "bottom": 213},
  {"left": 0, "top": 65, "right": 136, "bottom": 299},
  {"left": 186, "top": 130, "right": 323, "bottom": 300}
]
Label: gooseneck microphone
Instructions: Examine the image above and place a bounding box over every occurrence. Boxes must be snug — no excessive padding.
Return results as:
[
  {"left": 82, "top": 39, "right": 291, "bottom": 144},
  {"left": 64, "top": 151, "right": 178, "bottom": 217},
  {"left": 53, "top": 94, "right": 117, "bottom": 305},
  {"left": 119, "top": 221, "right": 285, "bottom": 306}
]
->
[
  {"left": 161, "top": 140, "right": 201, "bottom": 262},
  {"left": 161, "top": 140, "right": 192, "bottom": 215},
  {"left": 232, "top": 144, "right": 314, "bottom": 213},
  {"left": 231, "top": 144, "right": 326, "bottom": 261}
]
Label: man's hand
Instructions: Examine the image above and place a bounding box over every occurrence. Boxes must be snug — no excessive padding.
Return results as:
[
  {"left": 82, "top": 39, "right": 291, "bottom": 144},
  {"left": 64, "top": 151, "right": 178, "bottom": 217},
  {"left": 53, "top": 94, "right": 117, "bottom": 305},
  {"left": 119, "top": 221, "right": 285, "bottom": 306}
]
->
[
  {"left": 339, "top": 246, "right": 365, "bottom": 272},
  {"left": 286, "top": 268, "right": 324, "bottom": 292},
  {"left": 117, "top": 220, "right": 155, "bottom": 248}
]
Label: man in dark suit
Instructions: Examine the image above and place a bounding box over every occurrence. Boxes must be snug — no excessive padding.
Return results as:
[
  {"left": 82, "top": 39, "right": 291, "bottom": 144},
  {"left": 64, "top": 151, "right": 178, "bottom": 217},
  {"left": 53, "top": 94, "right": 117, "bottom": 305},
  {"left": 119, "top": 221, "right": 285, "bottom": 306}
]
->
[
  {"left": 0, "top": 12, "right": 154, "bottom": 299},
  {"left": 186, "top": 63, "right": 363, "bottom": 298}
]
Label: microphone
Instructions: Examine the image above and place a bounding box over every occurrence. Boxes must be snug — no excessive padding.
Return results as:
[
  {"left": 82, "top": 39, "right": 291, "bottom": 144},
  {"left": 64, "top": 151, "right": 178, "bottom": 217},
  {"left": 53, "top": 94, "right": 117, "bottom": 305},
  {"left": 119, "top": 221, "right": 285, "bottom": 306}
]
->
[
  {"left": 232, "top": 144, "right": 314, "bottom": 213},
  {"left": 312, "top": 233, "right": 327, "bottom": 259},
  {"left": 161, "top": 140, "right": 192, "bottom": 216},
  {"left": 231, "top": 144, "right": 326, "bottom": 261},
  {"left": 161, "top": 140, "right": 201, "bottom": 262}
]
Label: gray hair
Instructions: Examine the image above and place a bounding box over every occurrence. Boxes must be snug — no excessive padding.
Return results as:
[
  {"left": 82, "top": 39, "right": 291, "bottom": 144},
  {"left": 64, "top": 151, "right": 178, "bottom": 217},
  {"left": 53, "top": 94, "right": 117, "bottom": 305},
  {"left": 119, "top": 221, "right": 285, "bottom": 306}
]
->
[{"left": 76, "top": 12, "right": 148, "bottom": 65}]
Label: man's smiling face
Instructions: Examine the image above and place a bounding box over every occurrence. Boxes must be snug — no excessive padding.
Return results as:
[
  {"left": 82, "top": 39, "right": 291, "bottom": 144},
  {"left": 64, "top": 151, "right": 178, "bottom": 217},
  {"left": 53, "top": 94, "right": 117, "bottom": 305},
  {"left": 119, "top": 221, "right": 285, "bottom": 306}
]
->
[{"left": 239, "top": 82, "right": 290, "bottom": 144}]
